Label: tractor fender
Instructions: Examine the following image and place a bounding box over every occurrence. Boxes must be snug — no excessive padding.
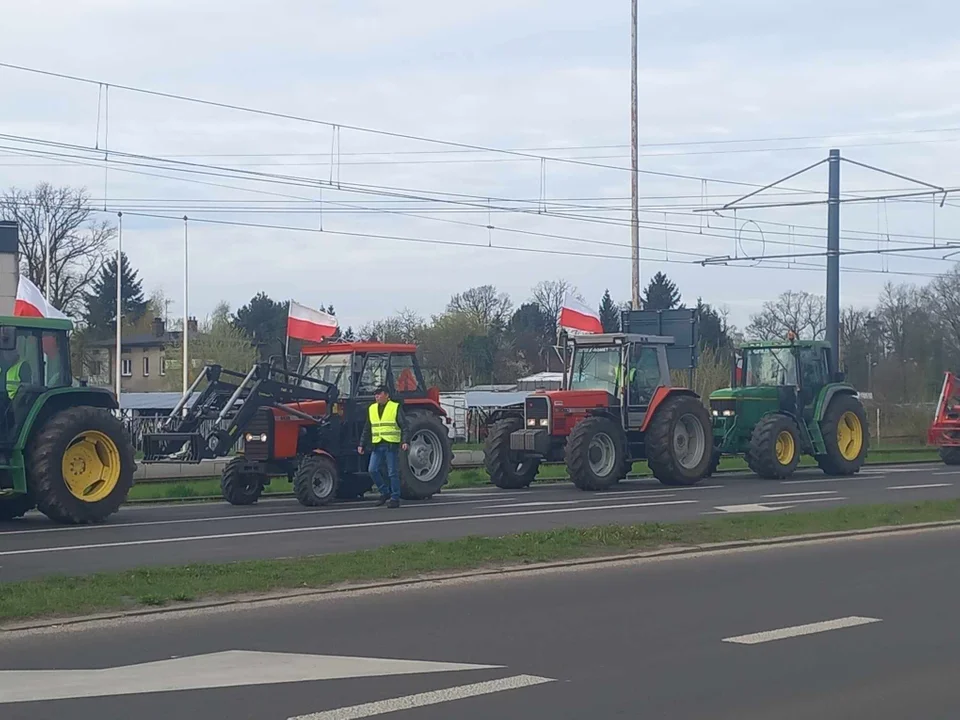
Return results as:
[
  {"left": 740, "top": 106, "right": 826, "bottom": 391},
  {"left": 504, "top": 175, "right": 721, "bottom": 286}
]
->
[
  {"left": 15, "top": 387, "right": 118, "bottom": 450},
  {"left": 308, "top": 448, "right": 336, "bottom": 461},
  {"left": 813, "top": 384, "right": 858, "bottom": 423},
  {"left": 640, "top": 387, "right": 700, "bottom": 432}
]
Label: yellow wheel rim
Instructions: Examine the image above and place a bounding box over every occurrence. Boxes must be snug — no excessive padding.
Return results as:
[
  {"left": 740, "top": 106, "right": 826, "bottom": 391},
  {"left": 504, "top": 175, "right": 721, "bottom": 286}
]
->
[
  {"left": 837, "top": 411, "right": 864, "bottom": 461},
  {"left": 61, "top": 430, "right": 122, "bottom": 503},
  {"left": 775, "top": 430, "right": 796, "bottom": 465}
]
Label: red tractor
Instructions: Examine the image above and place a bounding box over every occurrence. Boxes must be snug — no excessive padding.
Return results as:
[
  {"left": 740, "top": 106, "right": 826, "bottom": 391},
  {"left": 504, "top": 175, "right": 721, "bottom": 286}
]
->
[
  {"left": 928, "top": 371, "right": 960, "bottom": 465},
  {"left": 142, "top": 342, "right": 453, "bottom": 506},
  {"left": 483, "top": 333, "right": 713, "bottom": 490}
]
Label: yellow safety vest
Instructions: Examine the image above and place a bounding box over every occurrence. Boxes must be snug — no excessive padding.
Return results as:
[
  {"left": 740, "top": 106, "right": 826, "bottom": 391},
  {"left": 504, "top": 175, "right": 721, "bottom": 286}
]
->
[
  {"left": 368, "top": 400, "right": 402, "bottom": 444},
  {"left": 6, "top": 360, "right": 22, "bottom": 399}
]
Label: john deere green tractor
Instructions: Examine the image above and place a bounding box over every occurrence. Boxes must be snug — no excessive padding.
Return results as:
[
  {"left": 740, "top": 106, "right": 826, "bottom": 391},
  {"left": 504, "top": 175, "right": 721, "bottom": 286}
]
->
[
  {"left": 0, "top": 316, "right": 135, "bottom": 523},
  {"left": 709, "top": 339, "right": 868, "bottom": 479}
]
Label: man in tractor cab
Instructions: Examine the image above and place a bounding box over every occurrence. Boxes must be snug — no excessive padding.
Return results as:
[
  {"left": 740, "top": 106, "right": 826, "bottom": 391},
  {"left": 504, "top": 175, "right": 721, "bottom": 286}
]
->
[
  {"left": 2, "top": 342, "right": 34, "bottom": 399},
  {"left": 358, "top": 384, "right": 410, "bottom": 508}
]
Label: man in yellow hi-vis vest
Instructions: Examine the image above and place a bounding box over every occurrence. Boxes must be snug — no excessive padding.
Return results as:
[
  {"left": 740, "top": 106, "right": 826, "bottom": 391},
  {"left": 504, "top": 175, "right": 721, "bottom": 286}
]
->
[{"left": 358, "top": 385, "right": 409, "bottom": 508}]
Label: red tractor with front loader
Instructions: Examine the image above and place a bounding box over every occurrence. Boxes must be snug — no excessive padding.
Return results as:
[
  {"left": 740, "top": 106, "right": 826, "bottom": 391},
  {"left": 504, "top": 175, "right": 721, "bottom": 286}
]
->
[
  {"left": 483, "top": 332, "right": 714, "bottom": 490},
  {"left": 141, "top": 342, "right": 453, "bottom": 506},
  {"left": 928, "top": 371, "right": 960, "bottom": 465}
]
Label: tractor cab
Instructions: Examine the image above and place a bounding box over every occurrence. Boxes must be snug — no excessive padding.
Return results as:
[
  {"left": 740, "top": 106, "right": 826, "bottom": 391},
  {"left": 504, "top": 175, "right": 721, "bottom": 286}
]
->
[
  {"left": 298, "top": 342, "right": 434, "bottom": 403},
  {"left": 709, "top": 338, "right": 867, "bottom": 480}
]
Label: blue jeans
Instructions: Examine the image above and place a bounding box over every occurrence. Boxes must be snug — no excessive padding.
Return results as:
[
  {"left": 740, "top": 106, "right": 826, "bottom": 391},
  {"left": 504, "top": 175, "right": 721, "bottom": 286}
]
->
[{"left": 368, "top": 444, "right": 401, "bottom": 500}]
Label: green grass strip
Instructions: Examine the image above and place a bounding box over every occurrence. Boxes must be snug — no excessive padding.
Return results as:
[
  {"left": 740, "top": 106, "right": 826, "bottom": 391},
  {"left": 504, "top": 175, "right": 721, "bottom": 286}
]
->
[{"left": 3, "top": 499, "right": 958, "bottom": 624}]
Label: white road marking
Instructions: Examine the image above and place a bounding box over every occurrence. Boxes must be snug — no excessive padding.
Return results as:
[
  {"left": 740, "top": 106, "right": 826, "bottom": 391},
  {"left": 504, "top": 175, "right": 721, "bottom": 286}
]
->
[
  {"left": 714, "top": 496, "right": 847, "bottom": 514},
  {"left": 0, "top": 650, "right": 498, "bottom": 705},
  {"left": 0, "top": 499, "right": 698, "bottom": 557},
  {"left": 714, "top": 504, "right": 784, "bottom": 513},
  {"left": 475, "top": 495, "right": 677, "bottom": 510},
  {"left": 887, "top": 483, "right": 952, "bottom": 490},
  {"left": 932, "top": 470, "right": 960, "bottom": 476},
  {"left": 722, "top": 616, "right": 882, "bottom": 645},
  {"left": 780, "top": 477, "right": 870, "bottom": 485},
  {"left": 289, "top": 674, "right": 555, "bottom": 719},
  {"left": 762, "top": 491, "right": 838, "bottom": 498}
]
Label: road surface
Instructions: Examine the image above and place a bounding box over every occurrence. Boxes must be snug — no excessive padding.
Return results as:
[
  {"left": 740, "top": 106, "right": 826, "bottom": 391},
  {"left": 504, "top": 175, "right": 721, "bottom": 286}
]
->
[
  {"left": 0, "top": 463, "right": 957, "bottom": 581},
  {"left": 1, "top": 525, "right": 958, "bottom": 718}
]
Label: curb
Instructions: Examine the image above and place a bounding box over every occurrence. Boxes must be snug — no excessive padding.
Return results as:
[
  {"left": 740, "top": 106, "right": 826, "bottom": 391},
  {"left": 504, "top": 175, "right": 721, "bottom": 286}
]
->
[{"left": 5, "top": 517, "right": 959, "bottom": 634}]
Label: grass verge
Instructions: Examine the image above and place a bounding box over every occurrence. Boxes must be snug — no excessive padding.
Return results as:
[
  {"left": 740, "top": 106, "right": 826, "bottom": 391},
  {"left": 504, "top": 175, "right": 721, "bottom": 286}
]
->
[
  {"left": 127, "top": 447, "right": 941, "bottom": 501},
  {"left": 3, "top": 499, "right": 959, "bottom": 624}
]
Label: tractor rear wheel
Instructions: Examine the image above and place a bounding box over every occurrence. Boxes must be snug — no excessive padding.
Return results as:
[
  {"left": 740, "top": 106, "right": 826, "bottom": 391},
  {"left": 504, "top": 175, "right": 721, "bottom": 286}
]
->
[
  {"left": 27, "top": 406, "right": 135, "bottom": 524},
  {"left": 220, "top": 456, "right": 267, "bottom": 505},
  {"left": 747, "top": 414, "right": 802, "bottom": 479},
  {"left": 400, "top": 411, "right": 452, "bottom": 500},
  {"left": 0, "top": 494, "right": 34, "bottom": 521},
  {"left": 484, "top": 417, "right": 541, "bottom": 489},
  {"left": 646, "top": 394, "right": 712, "bottom": 487},
  {"left": 816, "top": 394, "right": 869, "bottom": 476},
  {"left": 939, "top": 447, "right": 960, "bottom": 465},
  {"left": 565, "top": 415, "right": 626, "bottom": 491},
  {"left": 294, "top": 455, "right": 340, "bottom": 507}
]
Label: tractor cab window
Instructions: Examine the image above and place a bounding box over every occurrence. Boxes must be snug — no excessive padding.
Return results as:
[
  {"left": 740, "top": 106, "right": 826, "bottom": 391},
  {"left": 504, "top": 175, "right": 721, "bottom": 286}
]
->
[
  {"left": 569, "top": 346, "right": 621, "bottom": 396},
  {"left": 41, "top": 331, "right": 71, "bottom": 388},
  {"left": 1, "top": 330, "right": 40, "bottom": 399},
  {"left": 628, "top": 345, "right": 661, "bottom": 406},
  {"left": 799, "top": 346, "right": 828, "bottom": 391},
  {"left": 301, "top": 353, "right": 352, "bottom": 397},
  {"left": 358, "top": 353, "right": 389, "bottom": 396},
  {"left": 743, "top": 348, "right": 798, "bottom": 387},
  {"left": 390, "top": 353, "right": 422, "bottom": 394}
]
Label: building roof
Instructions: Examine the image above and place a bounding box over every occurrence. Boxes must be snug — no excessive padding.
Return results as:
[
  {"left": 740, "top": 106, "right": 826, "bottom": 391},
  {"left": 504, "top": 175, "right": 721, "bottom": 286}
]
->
[
  {"left": 119, "top": 391, "right": 195, "bottom": 410},
  {"left": 87, "top": 331, "right": 181, "bottom": 349},
  {"left": 465, "top": 390, "right": 530, "bottom": 408}
]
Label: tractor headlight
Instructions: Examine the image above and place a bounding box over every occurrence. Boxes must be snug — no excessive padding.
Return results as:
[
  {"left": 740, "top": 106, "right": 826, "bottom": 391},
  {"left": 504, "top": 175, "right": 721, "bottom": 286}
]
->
[
  {"left": 539, "top": 418, "right": 549, "bottom": 427},
  {"left": 711, "top": 410, "right": 720, "bottom": 416},
  {"left": 722, "top": 410, "right": 735, "bottom": 417},
  {"left": 527, "top": 418, "right": 536, "bottom": 427}
]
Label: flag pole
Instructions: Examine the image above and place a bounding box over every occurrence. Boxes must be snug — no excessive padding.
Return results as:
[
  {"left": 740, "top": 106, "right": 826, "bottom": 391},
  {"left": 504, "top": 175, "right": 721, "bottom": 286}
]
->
[
  {"left": 284, "top": 299, "right": 293, "bottom": 363},
  {"left": 182, "top": 216, "right": 189, "bottom": 402},
  {"left": 115, "top": 212, "right": 122, "bottom": 401}
]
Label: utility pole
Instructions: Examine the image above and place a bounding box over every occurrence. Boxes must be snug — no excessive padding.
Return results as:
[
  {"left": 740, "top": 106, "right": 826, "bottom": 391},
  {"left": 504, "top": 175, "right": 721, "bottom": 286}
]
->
[
  {"left": 826, "top": 149, "right": 840, "bottom": 370},
  {"left": 630, "top": 0, "right": 641, "bottom": 310}
]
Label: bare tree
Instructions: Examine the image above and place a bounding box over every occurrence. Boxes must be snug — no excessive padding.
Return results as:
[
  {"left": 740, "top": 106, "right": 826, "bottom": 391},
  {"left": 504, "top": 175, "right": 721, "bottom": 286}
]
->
[
  {"left": 447, "top": 285, "right": 512, "bottom": 328},
  {"left": 745, "top": 290, "right": 826, "bottom": 340},
  {"left": 0, "top": 183, "right": 114, "bottom": 315},
  {"left": 359, "top": 308, "right": 425, "bottom": 344},
  {"left": 531, "top": 278, "right": 581, "bottom": 343}
]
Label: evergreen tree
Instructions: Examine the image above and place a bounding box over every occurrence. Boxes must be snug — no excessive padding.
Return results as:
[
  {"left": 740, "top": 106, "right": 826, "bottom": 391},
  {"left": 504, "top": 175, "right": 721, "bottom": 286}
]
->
[
  {"left": 598, "top": 289, "right": 620, "bottom": 332},
  {"left": 642, "top": 271, "right": 681, "bottom": 310},
  {"left": 82, "top": 251, "right": 147, "bottom": 336}
]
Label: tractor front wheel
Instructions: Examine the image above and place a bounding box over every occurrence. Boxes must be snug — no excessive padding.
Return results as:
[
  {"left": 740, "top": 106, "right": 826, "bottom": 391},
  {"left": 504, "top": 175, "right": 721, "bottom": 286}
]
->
[
  {"left": 400, "top": 412, "right": 452, "bottom": 500},
  {"left": 646, "top": 394, "right": 712, "bottom": 487},
  {"left": 484, "top": 417, "right": 541, "bottom": 489},
  {"left": 27, "top": 406, "right": 135, "bottom": 524},
  {"left": 747, "top": 414, "right": 802, "bottom": 479},
  {"left": 294, "top": 454, "right": 340, "bottom": 507},
  {"left": 816, "top": 394, "right": 869, "bottom": 476},
  {"left": 0, "top": 494, "right": 34, "bottom": 521},
  {"left": 939, "top": 447, "right": 960, "bottom": 465},
  {"left": 565, "top": 416, "right": 626, "bottom": 491},
  {"left": 220, "top": 456, "right": 267, "bottom": 505}
]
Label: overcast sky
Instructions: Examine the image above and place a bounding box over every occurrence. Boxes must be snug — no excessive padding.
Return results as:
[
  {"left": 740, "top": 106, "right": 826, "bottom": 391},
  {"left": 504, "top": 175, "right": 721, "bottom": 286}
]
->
[{"left": 2, "top": 0, "right": 959, "bottom": 332}]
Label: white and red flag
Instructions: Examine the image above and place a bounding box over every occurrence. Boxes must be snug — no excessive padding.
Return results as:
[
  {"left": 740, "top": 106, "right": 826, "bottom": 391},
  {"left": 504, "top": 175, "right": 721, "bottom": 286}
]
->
[
  {"left": 14, "top": 276, "right": 68, "bottom": 320},
  {"left": 286, "top": 300, "right": 338, "bottom": 343},
  {"left": 558, "top": 293, "right": 603, "bottom": 334}
]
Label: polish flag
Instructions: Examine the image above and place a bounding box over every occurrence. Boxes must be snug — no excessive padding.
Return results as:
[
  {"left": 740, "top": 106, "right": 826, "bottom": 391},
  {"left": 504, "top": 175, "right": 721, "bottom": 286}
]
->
[
  {"left": 287, "top": 300, "right": 338, "bottom": 342},
  {"left": 558, "top": 293, "right": 603, "bottom": 334},
  {"left": 14, "top": 276, "right": 69, "bottom": 320}
]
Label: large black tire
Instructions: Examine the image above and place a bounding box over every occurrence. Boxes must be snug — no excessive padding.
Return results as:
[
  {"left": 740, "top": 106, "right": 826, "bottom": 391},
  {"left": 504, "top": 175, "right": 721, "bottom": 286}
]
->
[
  {"left": 816, "top": 394, "right": 869, "bottom": 476},
  {"left": 294, "top": 454, "right": 340, "bottom": 507},
  {"left": 483, "top": 417, "right": 541, "bottom": 489},
  {"left": 220, "top": 456, "right": 267, "bottom": 506},
  {"left": 27, "top": 406, "right": 135, "bottom": 524},
  {"left": 646, "top": 394, "right": 712, "bottom": 487},
  {"left": 939, "top": 447, "right": 960, "bottom": 466},
  {"left": 0, "top": 494, "right": 34, "bottom": 521},
  {"left": 747, "top": 414, "right": 802, "bottom": 479},
  {"left": 400, "top": 411, "right": 453, "bottom": 500},
  {"left": 565, "top": 415, "right": 627, "bottom": 491}
]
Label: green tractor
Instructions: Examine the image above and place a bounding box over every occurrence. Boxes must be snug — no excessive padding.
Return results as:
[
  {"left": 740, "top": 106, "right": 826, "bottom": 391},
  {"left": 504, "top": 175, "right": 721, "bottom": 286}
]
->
[
  {"left": 709, "top": 339, "right": 869, "bottom": 479},
  {"left": 0, "top": 316, "right": 135, "bottom": 523}
]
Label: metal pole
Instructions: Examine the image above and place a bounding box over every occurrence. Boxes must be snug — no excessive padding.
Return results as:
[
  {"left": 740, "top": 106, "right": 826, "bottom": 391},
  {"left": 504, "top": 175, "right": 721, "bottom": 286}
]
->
[
  {"left": 182, "top": 216, "right": 189, "bottom": 401},
  {"left": 115, "top": 212, "right": 123, "bottom": 401},
  {"left": 826, "top": 149, "right": 841, "bottom": 369},
  {"left": 44, "top": 232, "right": 50, "bottom": 305},
  {"left": 630, "top": 0, "right": 641, "bottom": 310}
]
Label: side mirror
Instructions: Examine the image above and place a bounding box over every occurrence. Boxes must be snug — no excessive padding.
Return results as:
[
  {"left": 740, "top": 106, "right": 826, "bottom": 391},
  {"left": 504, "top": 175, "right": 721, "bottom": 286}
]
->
[{"left": 0, "top": 326, "right": 15, "bottom": 351}]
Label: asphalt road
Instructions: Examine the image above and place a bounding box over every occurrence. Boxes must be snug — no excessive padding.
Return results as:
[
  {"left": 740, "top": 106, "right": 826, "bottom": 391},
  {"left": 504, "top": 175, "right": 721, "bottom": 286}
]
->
[
  {"left": 1, "top": 525, "right": 959, "bottom": 718},
  {"left": 0, "top": 463, "right": 958, "bottom": 582}
]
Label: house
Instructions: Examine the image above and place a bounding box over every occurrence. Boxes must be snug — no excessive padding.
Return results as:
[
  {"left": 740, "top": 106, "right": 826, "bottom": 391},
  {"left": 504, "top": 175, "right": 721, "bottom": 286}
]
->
[{"left": 85, "top": 317, "right": 197, "bottom": 392}]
